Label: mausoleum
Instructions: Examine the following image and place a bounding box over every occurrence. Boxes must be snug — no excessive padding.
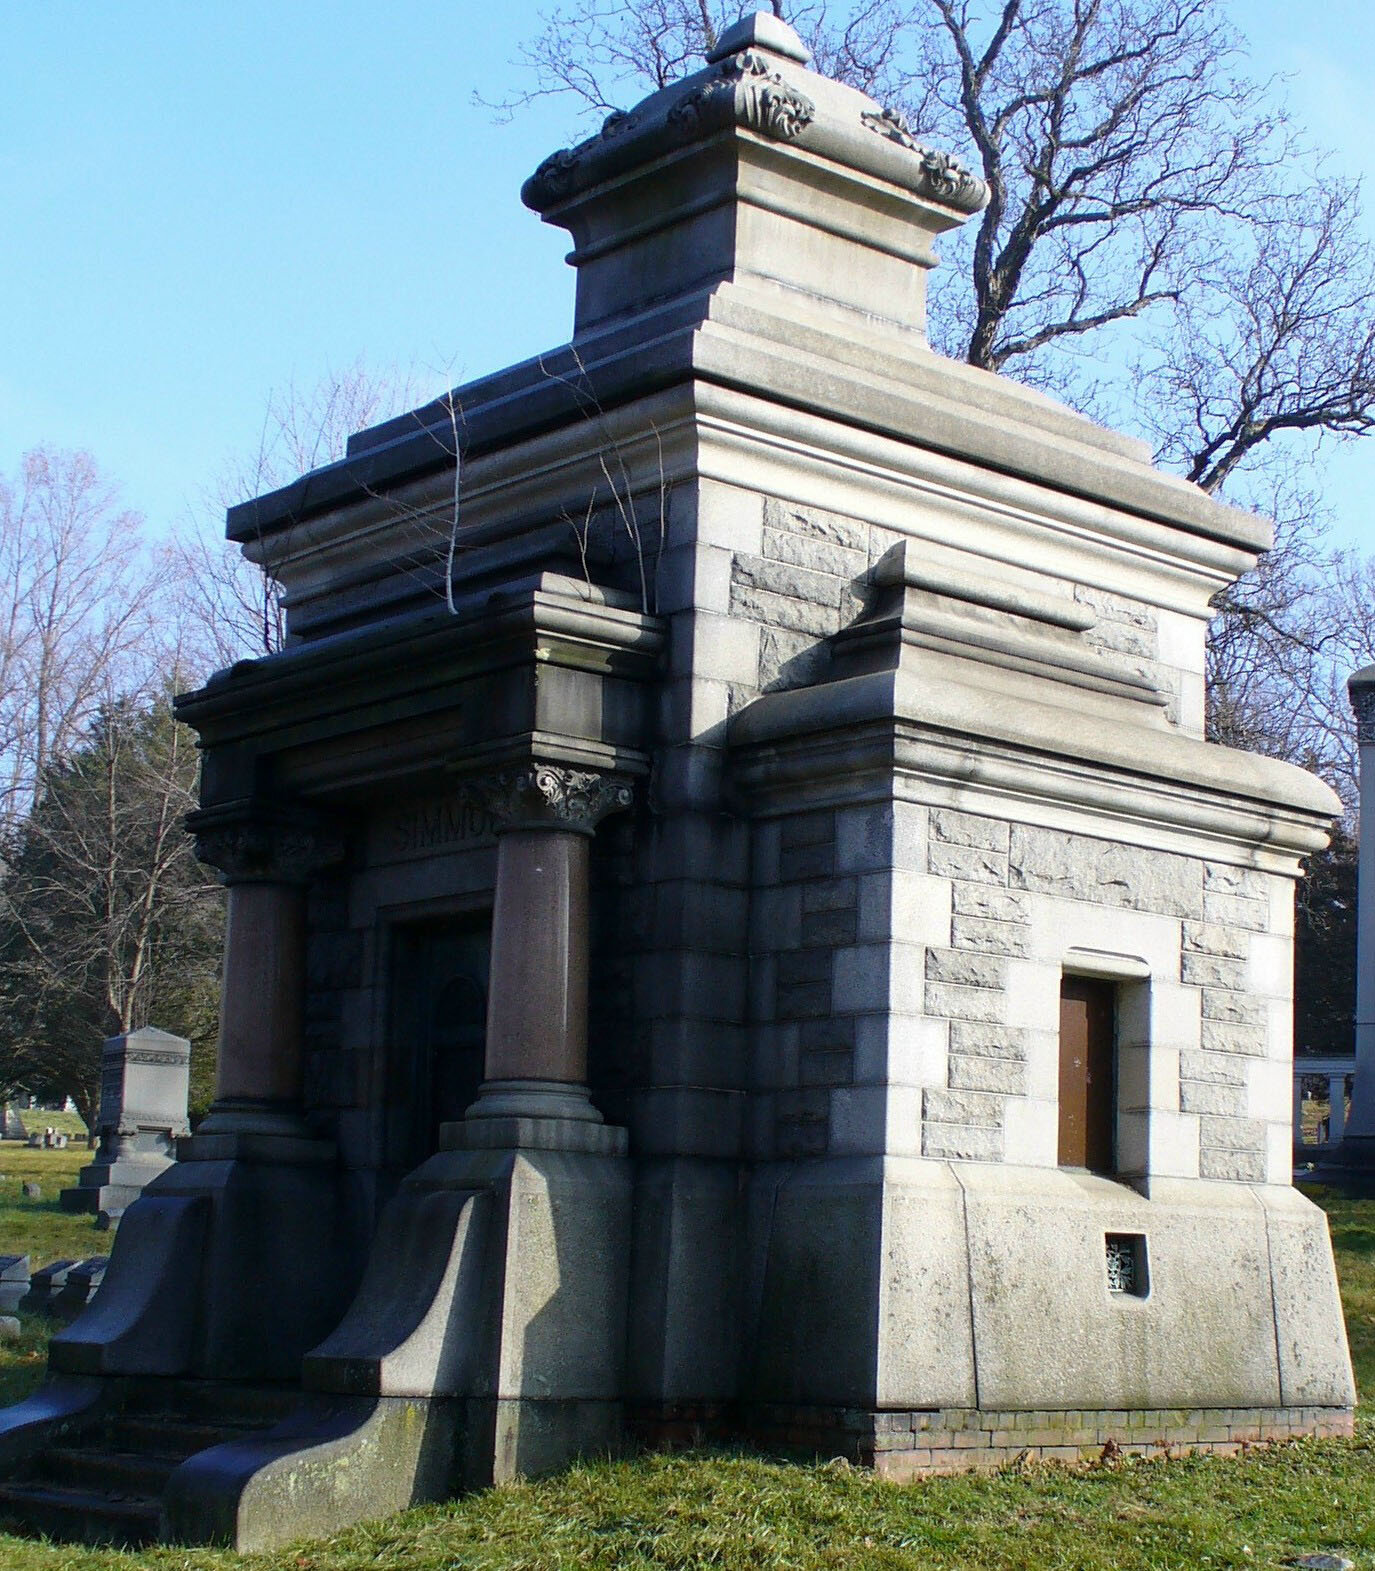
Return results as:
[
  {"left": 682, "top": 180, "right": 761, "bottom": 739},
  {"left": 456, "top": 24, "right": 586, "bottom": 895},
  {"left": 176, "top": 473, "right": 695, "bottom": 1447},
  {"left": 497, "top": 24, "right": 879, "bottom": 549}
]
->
[{"left": 0, "top": 11, "right": 1353, "bottom": 1549}]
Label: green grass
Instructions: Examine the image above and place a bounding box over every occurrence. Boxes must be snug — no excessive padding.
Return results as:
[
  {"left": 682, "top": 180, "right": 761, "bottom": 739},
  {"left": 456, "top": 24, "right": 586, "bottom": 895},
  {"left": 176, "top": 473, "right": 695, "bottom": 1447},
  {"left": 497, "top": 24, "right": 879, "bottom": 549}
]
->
[
  {"left": 0, "top": 1185, "right": 1368, "bottom": 1569},
  {"left": 0, "top": 1143, "right": 108, "bottom": 1272}
]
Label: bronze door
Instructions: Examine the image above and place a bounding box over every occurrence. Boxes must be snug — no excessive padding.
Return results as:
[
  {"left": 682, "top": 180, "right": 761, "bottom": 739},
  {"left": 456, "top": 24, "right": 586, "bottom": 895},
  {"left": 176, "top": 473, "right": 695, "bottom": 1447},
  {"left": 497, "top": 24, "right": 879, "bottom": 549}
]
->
[{"left": 1058, "top": 975, "right": 1116, "bottom": 1171}]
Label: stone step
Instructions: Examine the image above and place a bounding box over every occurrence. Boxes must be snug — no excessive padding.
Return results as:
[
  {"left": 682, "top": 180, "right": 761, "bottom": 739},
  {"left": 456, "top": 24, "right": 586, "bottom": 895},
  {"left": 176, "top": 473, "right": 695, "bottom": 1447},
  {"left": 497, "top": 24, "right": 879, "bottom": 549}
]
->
[
  {"left": 103, "top": 1416, "right": 261, "bottom": 1458},
  {"left": 119, "top": 1378, "right": 301, "bottom": 1427},
  {"left": 0, "top": 1479, "right": 160, "bottom": 1546},
  {"left": 38, "top": 1445, "right": 183, "bottom": 1496}
]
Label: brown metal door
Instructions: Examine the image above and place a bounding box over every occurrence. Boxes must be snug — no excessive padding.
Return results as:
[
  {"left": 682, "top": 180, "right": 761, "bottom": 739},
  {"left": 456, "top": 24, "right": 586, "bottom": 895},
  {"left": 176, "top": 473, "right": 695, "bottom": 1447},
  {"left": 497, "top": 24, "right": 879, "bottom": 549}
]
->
[{"left": 1058, "top": 975, "right": 1116, "bottom": 1171}]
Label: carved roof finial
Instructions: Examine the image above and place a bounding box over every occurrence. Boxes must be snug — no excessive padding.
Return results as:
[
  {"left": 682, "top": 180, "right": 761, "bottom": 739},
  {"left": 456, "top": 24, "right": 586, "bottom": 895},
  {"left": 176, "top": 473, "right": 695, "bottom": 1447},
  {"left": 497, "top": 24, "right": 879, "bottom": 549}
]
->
[{"left": 707, "top": 10, "right": 811, "bottom": 67}]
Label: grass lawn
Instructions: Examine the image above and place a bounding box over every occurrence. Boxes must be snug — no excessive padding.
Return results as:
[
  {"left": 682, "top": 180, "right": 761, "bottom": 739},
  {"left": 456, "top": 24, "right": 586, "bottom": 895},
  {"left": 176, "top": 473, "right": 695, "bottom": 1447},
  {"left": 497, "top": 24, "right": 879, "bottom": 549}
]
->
[
  {"left": 0, "top": 1183, "right": 1365, "bottom": 1569},
  {"left": 0, "top": 1141, "right": 108, "bottom": 1273}
]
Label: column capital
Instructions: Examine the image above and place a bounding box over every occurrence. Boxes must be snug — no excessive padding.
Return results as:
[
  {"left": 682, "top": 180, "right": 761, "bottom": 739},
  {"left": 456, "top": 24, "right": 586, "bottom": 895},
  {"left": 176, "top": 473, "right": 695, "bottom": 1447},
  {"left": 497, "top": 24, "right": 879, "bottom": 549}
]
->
[
  {"left": 465, "top": 764, "right": 634, "bottom": 836},
  {"left": 1351, "top": 677, "right": 1375, "bottom": 746},
  {"left": 188, "top": 808, "right": 344, "bottom": 885}
]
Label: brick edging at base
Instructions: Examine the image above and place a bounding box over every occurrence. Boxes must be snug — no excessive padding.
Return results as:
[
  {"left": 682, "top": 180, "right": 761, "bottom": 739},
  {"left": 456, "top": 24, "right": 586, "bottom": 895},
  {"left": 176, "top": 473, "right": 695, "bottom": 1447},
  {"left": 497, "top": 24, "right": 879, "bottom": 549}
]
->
[{"left": 630, "top": 1403, "right": 1354, "bottom": 1477}]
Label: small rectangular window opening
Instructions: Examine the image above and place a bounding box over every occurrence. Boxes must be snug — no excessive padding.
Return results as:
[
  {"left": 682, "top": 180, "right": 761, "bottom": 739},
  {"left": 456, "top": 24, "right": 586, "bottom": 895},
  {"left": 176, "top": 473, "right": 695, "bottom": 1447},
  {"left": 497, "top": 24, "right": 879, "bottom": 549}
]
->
[
  {"left": 1105, "top": 1232, "right": 1148, "bottom": 1297},
  {"left": 1058, "top": 975, "right": 1117, "bottom": 1172}
]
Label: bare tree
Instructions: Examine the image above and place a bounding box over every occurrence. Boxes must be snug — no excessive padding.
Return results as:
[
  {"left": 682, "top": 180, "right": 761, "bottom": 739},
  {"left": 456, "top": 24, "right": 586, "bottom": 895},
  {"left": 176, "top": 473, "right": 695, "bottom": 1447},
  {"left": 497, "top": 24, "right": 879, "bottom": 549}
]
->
[
  {"left": 497, "top": 1, "right": 1375, "bottom": 788},
  {"left": 172, "top": 361, "right": 426, "bottom": 668},
  {"left": 0, "top": 449, "right": 161, "bottom": 842},
  {"left": 0, "top": 681, "right": 221, "bottom": 1132}
]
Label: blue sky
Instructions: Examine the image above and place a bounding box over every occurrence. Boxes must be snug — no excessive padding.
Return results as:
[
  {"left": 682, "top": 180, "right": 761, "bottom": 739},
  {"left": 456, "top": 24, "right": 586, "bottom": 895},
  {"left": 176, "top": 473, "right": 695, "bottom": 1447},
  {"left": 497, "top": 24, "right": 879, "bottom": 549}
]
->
[{"left": 1, "top": 2, "right": 1371, "bottom": 551}]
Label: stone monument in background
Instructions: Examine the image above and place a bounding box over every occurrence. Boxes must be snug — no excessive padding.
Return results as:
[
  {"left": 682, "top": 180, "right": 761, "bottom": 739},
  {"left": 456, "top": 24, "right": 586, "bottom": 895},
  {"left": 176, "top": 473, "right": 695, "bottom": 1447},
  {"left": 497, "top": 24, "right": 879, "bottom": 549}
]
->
[
  {"left": 59, "top": 1028, "right": 191, "bottom": 1215},
  {"left": 0, "top": 11, "right": 1353, "bottom": 1551}
]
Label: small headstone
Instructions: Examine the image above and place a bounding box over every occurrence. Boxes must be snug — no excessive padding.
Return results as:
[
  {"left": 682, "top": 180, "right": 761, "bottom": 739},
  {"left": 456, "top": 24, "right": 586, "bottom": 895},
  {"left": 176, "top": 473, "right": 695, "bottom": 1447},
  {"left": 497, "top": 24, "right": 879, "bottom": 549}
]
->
[
  {"left": 25, "top": 1134, "right": 39, "bottom": 1149},
  {"left": 0, "top": 1317, "right": 19, "bottom": 1342},
  {"left": 18, "top": 1258, "right": 75, "bottom": 1315},
  {"left": 52, "top": 1256, "right": 108, "bottom": 1322},
  {"left": 20, "top": 1181, "right": 40, "bottom": 1200},
  {"left": 94, "top": 1207, "right": 124, "bottom": 1233},
  {"left": 2, "top": 1104, "right": 25, "bottom": 1141},
  {"left": 1288, "top": 1557, "right": 1355, "bottom": 1571},
  {"left": 60, "top": 1027, "right": 191, "bottom": 1215},
  {"left": 53, "top": 1133, "right": 67, "bottom": 1149},
  {"left": 0, "top": 1255, "right": 29, "bottom": 1314}
]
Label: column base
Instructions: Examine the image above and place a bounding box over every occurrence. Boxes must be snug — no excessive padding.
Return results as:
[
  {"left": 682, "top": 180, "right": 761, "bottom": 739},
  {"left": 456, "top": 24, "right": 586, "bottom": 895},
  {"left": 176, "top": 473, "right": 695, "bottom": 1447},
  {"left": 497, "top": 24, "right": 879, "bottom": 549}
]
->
[
  {"left": 194, "top": 1098, "right": 314, "bottom": 1141},
  {"left": 463, "top": 1078, "right": 602, "bottom": 1123}
]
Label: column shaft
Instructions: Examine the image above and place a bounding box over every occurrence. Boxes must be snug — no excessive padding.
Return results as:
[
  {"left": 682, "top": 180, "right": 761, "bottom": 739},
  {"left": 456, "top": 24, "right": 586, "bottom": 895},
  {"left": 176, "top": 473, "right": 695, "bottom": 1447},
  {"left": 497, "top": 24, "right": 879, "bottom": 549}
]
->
[
  {"left": 214, "top": 881, "right": 308, "bottom": 1108},
  {"left": 484, "top": 829, "right": 589, "bottom": 1085},
  {"left": 1349, "top": 736, "right": 1375, "bottom": 1137}
]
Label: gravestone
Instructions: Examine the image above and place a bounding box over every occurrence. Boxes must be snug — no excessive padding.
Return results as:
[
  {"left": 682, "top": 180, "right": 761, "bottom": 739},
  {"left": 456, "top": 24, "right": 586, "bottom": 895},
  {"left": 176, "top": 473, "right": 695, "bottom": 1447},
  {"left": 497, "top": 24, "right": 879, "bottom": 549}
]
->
[
  {"left": 2, "top": 1106, "right": 25, "bottom": 1142},
  {"left": 18, "top": 1259, "right": 74, "bottom": 1316},
  {"left": 51, "top": 1257, "right": 108, "bottom": 1322},
  {"left": 60, "top": 1028, "right": 190, "bottom": 1214},
  {"left": 0, "top": 1257, "right": 28, "bottom": 1314}
]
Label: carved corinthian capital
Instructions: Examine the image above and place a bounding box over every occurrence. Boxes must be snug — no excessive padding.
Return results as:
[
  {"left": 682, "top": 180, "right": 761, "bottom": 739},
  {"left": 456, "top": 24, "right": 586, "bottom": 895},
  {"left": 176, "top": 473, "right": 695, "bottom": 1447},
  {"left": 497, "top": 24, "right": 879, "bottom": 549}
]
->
[
  {"left": 1352, "top": 680, "right": 1375, "bottom": 747},
  {"left": 466, "top": 765, "right": 634, "bottom": 835},
  {"left": 189, "top": 810, "right": 344, "bottom": 885}
]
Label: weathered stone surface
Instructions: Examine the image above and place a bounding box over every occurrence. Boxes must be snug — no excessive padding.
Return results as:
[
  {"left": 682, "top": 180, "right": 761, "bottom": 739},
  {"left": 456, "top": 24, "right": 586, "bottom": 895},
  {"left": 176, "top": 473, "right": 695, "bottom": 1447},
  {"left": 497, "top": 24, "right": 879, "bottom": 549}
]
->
[
  {"left": 1200, "top": 1020, "right": 1267, "bottom": 1057},
  {"left": 924, "top": 949, "right": 1006, "bottom": 989},
  {"left": 928, "top": 844, "right": 1009, "bottom": 886},
  {"left": 1181, "top": 952, "right": 1247, "bottom": 991},
  {"left": 950, "top": 885, "right": 1030, "bottom": 923},
  {"left": 948, "top": 1055, "right": 1025, "bottom": 1095},
  {"left": 1179, "top": 1050, "right": 1246, "bottom": 1086},
  {"left": 1008, "top": 826, "right": 1202, "bottom": 916},
  {"left": 949, "top": 1023, "right": 1029, "bottom": 1061},
  {"left": 950, "top": 916, "right": 1030, "bottom": 956},
  {"left": 930, "top": 810, "right": 1009, "bottom": 852},
  {"left": 924, "top": 983, "right": 1006, "bottom": 1023},
  {"left": 1181, "top": 921, "right": 1249, "bottom": 960}
]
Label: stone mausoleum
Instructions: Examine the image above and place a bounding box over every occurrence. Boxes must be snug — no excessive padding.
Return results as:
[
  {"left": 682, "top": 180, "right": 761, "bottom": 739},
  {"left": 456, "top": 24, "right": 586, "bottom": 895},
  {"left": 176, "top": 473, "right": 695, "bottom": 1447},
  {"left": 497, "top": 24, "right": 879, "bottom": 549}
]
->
[{"left": 0, "top": 12, "right": 1354, "bottom": 1550}]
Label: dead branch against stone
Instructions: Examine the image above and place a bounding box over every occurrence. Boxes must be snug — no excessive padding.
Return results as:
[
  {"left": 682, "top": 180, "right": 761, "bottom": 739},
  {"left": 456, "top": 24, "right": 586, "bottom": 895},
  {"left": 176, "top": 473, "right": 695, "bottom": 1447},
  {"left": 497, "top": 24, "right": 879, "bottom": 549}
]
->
[{"left": 539, "top": 345, "right": 669, "bottom": 615}]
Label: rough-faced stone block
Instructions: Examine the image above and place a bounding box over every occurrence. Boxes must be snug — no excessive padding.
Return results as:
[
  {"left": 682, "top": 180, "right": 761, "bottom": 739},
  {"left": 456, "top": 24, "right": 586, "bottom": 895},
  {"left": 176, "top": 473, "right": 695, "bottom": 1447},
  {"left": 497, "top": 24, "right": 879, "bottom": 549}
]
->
[
  {"left": 1201, "top": 989, "right": 1265, "bottom": 1026},
  {"left": 1181, "top": 953, "right": 1246, "bottom": 991},
  {"left": 1008, "top": 827, "right": 1201, "bottom": 917},
  {"left": 921, "top": 1122, "right": 1003, "bottom": 1161},
  {"left": 1202, "top": 892, "right": 1268, "bottom": 932},
  {"left": 927, "top": 844, "right": 1008, "bottom": 886},
  {"left": 950, "top": 916, "right": 1030, "bottom": 956},
  {"left": 1181, "top": 921, "right": 1249, "bottom": 960},
  {"left": 924, "top": 949, "right": 1007, "bottom": 990},
  {"left": 923, "top": 1087, "right": 1004, "bottom": 1128},
  {"left": 1200, "top": 1020, "right": 1266, "bottom": 1057},
  {"left": 930, "top": 810, "right": 1010, "bottom": 852},
  {"left": 763, "top": 496, "right": 867, "bottom": 553},
  {"left": 1179, "top": 1050, "right": 1246, "bottom": 1087},
  {"left": 1180, "top": 1080, "right": 1246, "bottom": 1117},
  {"left": 948, "top": 1054, "right": 1025, "bottom": 1095},
  {"left": 924, "top": 982, "right": 1005, "bottom": 1024},
  {"left": 1199, "top": 1149, "right": 1266, "bottom": 1182},
  {"left": 1198, "top": 1115, "right": 1265, "bottom": 1153},
  {"left": 948, "top": 1023, "right": 1029, "bottom": 1061},
  {"left": 951, "top": 886, "right": 1030, "bottom": 923}
]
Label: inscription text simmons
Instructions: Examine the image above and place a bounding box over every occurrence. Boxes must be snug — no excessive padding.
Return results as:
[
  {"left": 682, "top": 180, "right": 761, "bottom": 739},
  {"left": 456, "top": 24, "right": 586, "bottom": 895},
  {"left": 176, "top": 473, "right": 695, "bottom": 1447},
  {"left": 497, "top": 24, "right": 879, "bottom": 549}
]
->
[{"left": 388, "top": 798, "right": 497, "bottom": 859}]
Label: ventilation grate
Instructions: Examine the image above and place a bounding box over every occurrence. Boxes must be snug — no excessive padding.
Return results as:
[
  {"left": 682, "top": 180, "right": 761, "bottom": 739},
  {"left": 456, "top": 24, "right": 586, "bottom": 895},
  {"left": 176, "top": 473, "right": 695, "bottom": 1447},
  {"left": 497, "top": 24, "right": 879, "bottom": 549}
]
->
[{"left": 1105, "top": 1233, "right": 1148, "bottom": 1297}]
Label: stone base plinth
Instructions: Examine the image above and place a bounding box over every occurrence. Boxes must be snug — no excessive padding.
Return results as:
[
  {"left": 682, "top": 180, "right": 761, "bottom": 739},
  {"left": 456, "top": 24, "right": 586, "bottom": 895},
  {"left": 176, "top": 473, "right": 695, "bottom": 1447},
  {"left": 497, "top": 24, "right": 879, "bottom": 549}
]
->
[
  {"left": 631, "top": 1401, "right": 1356, "bottom": 1473},
  {"left": 60, "top": 1161, "right": 172, "bottom": 1215}
]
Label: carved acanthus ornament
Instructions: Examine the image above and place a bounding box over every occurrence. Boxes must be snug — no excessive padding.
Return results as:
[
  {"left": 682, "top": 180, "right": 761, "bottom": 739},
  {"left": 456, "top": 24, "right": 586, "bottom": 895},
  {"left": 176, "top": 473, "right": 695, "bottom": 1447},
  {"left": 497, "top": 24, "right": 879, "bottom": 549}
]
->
[
  {"left": 668, "top": 50, "right": 815, "bottom": 142},
  {"left": 462, "top": 765, "right": 634, "bottom": 835},
  {"left": 190, "top": 814, "right": 344, "bottom": 885}
]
